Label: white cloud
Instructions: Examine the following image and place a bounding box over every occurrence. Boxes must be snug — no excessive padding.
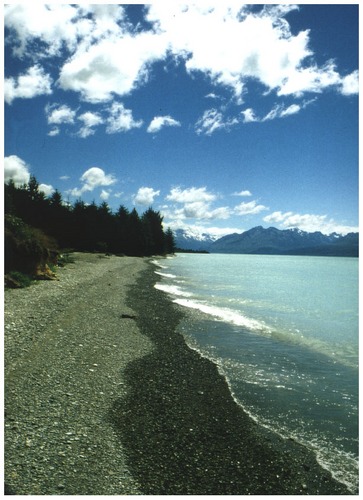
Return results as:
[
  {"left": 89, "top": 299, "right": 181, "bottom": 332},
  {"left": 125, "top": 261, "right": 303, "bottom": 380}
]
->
[
  {"left": 100, "top": 189, "right": 111, "bottom": 201},
  {"left": 263, "top": 211, "right": 358, "bottom": 235},
  {"left": 38, "top": 183, "right": 55, "bottom": 197},
  {"left": 164, "top": 187, "right": 230, "bottom": 221},
  {"left": 280, "top": 104, "right": 301, "bottom": 117},
  {"left": 68, "top": 167, "right": 116, "bottom": 197},
  {"left": 277, "top": 60, "right": 342, "bottom": 97},
  {"left": 241, "top": 108, "right": 258, "bottom": 123},
  {"left": 147, "top": 116, "right": 181, "bottom": 133},
  {"left": 181, "top": 201, "right": 230, "bottom": 220},
  {"left": 166, "top": 187, "right": 216, "bottom": 204},
  {"left": 234, "top": 190, "right": 252, "bottom": 197},
  {"left": 163, "top": 201, "right": 230, "bottom": 221},
  {"left": 243, "top": 99, "right": 316, "bottom": 123},
  {"left": 4, "top": 155, "right": 31, "bottom": 186},
  {"left": 263, "top": 211, "right": 294, "bottom": 223},
  {"left": 205, "top": 93, "right": 220, "bottom": 100},
  {"left": 5, "top": 4, "right": 357, "bottom": 110},
  {"left": 46, "top": 104, "right": 76, "bottom": 125},
  {"left": 58, "top": 31, "right": 168, "bottom": 102},
  {"left": 234, "top": 200, "right": 268, "bottom": 216},
  {"left": 341, "top": 70, "right": 359, "bottom": 96},
  {"left": 133, "top": 187, "right": 160, "bottom": 205},
  {"left": 48, "top": 128, "right": 60, "bottom": 137},
  {"left": 195, "top": 109, "right": 239, "bottom": 135},
  {"left": 59, "top": 175, "right": 70, "bottom": 181},
  {"left": 5, "top": 65, "right": 52, "bottom": 105},
  {"left": 4, "top": 4, "right": 88, "bottom": 57},
  {"left": 78, "top": 111, "right": 104, "bottom": 138},
  {"left": 165, "top": 221, "right": 243, "bottom": 239},
  {"left": 146, "top": 3, "right": 355, "bottom": 100},
  {"left": 106, "top": 102, "right": 143, "bottom": 133}
]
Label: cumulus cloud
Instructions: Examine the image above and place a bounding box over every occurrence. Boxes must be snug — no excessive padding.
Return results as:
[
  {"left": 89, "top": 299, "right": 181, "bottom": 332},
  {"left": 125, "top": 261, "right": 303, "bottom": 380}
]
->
[
  {"left": 234, "top": 200, "right": 268, "bottom": 216},
  {"left": 167, "top": 187, "right": 216, "bottom": 204},
  {"left": 180, "top": 201, "right": 230, "bottom": 220},
  {"left": 100, "top": 189, "right": 111, "bottom": 201},
  {"left": 68, "top": 167, "right": 116, "bottom": 197},
  {"left": 4, "top": 4, "right": 87, "bottom": 57},
  {"left": 241, "top": 108, "right": 258, "bottom": 123},
  {"left": 48, "top": 128, "right": 60, "bottom": 137},
  {"left": 263, "top": 211, "right": 357, "bottom": 235},
  {"left": 341, "top": 70, "right": 359, "bottom": 96},
  {"left": 147, "top": 116, "right": 181, "bottom": 133},
  {"left": 163, "top": 201, "right": 230, "bottom": 221},
  {"left": 164, "top": 220, "right": 244, "bottom": 240},
  {"left": 106, "top": 102, "right": 143, "bottom": 133},
  {"left": 164, "top": 186, "right": 230, "bottom": 221},
  {"left": 133, "top": 187, "right": 160, "bottom": 205},
  {"left": 78, "top": 111, "right": 104, "bottom": 138},
  {"left": 46, "top": 103, "right": 76, "bottom": 125},
  {"left": 58, "top": 31, "right": 168, "bottom": 102},
  {"left": 5, "top": 65, "right": 52, "bottom": 105},
  {"left": 147, "top": 3, "right": 357, "bottom": 100},
  {"left": 234, "top": 190, "right": 252, "bottom": 197},
  {"left": 4, "top": 4, "right": 358, "bottom": 123},
  {"left": 4, "top": 155, "right": 31, "bottom": 186},
  {"left": 38, "top": 183, "right": 55, "bottom": 197}
]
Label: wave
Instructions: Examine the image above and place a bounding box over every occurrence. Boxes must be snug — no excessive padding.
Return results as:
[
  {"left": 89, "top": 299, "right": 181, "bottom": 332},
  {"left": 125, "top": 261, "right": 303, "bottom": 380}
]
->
[
  {"left": 151, "top": 259, "right": 168, "bottom": 269},
  {"left": 170, "top": 297, "right": 357, "bottom": 369},
  {"left": 181, "top": 336, "right": 358, "bottom": 494},
  {"left": 154, "top": 283, "right": 193, "bottom": 298},
  {"left": 174, "top": 298, "right": 270, "bottom": 332},
  {"left": 155, "top": 271, "right": 177, "bottom": 278}
]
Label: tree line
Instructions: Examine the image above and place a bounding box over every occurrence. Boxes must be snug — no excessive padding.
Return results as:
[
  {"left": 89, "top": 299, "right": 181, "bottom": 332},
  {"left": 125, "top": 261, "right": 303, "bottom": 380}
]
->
[{"left": 5, "top": 176, "right": 176, "bottom": 257}]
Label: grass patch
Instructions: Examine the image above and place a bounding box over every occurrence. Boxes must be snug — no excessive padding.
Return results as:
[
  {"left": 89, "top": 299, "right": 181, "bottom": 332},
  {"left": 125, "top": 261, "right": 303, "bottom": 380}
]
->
[{"left": 6, "top": 271, "right": 34, "bottom": 288}]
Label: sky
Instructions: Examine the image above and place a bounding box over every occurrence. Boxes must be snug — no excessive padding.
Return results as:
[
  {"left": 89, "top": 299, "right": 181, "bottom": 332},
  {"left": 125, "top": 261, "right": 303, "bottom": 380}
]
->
[{"left": 3, "top": 2, "right": 359, "bottom": 238}]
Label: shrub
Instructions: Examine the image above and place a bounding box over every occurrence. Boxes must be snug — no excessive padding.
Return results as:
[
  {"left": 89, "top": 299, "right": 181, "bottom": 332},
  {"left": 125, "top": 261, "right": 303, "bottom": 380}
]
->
[{"left": 5, "top": 214, "right": 59, "bottom": 275}]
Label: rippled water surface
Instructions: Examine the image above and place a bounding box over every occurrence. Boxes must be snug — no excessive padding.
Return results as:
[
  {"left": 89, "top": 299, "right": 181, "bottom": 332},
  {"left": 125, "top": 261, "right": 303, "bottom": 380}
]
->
[{"left": 153, "top": 254, "right": 358, "bottom": 493}]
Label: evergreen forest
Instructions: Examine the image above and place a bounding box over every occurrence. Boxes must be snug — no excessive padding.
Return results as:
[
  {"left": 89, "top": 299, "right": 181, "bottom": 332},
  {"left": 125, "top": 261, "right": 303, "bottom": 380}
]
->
[{"left": 5, "top": 176, "right": 176, "bottom": 278}]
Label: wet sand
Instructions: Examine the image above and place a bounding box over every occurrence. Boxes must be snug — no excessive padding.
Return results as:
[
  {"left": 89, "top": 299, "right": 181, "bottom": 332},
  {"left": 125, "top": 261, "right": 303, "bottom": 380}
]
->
[{"left": 110, "top": 262, "right": 350, "bottom": 495}]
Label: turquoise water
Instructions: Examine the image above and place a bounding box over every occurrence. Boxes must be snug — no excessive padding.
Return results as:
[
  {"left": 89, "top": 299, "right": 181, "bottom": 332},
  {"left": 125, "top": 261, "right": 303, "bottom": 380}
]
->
[{"left": 152, "top": 253, "right": 358, "bottom": 493}]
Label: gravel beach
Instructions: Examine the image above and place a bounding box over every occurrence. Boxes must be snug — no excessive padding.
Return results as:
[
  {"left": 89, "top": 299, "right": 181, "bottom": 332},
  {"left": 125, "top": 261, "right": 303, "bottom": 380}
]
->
[{"left": 4, "top": 253, "right": 350, "bottom": 495}]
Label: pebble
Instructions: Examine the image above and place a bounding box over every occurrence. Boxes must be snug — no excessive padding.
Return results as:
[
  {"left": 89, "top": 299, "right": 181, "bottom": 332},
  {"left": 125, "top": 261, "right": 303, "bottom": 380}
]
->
[{"left": 4, "top": 254, "right": 148, "bottom": 496}]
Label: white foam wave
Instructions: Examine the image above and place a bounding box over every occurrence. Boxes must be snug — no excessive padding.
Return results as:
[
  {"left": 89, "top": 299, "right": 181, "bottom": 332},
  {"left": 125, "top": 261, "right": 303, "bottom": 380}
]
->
[
  {"left": 174, "top": 298, "right": 270, "bottom": 332},
  {"left": 151, "top": 259, "right": 168, "bottom": 269},
  {"left": 155, "top": 271, "right": 177, "bottom": 278},
  {"left": 185, "top": 338, "right": 358, "bottom": 493},
  {"left": 154, "top": 283, "right": 193, "bottom": 298}
]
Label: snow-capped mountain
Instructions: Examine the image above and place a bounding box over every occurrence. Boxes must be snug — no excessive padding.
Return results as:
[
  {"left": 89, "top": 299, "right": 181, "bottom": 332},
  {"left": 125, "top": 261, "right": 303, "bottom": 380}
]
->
[
  {"left": 209, "top": 226, "right": 358, "bottom": 256},
  {"left": 174, "top": 226, "right": 358, "bottom": 256},
  {"left": 173, "top": 228, "right": 219, "bottom": 251}
]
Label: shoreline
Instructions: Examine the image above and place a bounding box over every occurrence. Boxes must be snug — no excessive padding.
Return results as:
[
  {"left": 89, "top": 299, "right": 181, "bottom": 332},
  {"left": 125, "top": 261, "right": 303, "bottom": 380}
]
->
[
  {"left": 111, "top": 261, "right": 350, "bottom": 495},
  {"left": 4, "top": 254, "right": 351, "bottom": 495}
]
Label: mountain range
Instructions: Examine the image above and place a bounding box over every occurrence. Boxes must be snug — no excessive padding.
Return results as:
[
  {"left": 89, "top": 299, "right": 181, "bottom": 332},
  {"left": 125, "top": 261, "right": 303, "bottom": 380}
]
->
[{"left": 174, "top": 226, "right": 358, "bottom": 257}]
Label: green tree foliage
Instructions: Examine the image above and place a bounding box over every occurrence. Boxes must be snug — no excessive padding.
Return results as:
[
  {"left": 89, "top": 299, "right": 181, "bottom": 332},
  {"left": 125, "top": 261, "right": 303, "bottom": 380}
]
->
[{"left": 4, "top": 177, "right": 176, "bottom": 257}]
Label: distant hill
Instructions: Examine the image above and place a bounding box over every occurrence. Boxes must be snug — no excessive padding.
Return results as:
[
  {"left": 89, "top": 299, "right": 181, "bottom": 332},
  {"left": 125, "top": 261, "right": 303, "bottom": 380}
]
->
[{"left": 209, "top": 226, "right": 358, "bottom": 257}]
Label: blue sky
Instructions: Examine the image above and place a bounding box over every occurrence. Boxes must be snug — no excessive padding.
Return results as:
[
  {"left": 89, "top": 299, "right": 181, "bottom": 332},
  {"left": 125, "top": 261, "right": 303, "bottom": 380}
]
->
[{"left": 4, "top": 3, "right": 359, "bottom": 238}]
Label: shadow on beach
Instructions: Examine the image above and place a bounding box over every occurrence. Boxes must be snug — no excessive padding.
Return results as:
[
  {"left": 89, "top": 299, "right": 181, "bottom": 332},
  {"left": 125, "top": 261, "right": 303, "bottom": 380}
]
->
[{"left": 109, "top": 265, "right": 349, "bottom": 496}]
